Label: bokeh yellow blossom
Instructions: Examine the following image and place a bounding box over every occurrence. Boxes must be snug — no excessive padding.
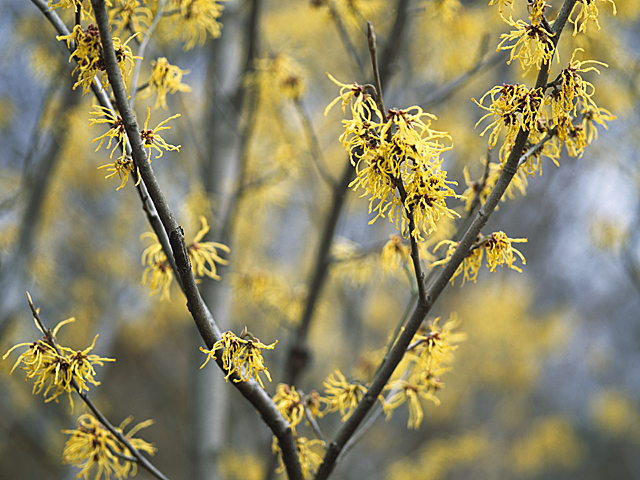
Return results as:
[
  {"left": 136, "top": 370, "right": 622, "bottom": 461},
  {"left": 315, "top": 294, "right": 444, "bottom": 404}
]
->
[{"left": 142, "top": 57, "right": 192, "bottom": 110}]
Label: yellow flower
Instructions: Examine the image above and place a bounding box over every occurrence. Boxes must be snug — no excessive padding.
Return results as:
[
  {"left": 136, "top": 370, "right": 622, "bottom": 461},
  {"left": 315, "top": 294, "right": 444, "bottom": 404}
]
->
[
  {"left": 581, "top": 105, "right": 615, "bottom": 145},
  {"left": 462, "top": 160, "right": 529, "bottom": 210},
  {"left": 380, "top": 235, "right": 411, "bottom": 273},
  {"left": 399, "top": 166, "right": 461, "bottom": 241},
  {"left": 322, "top": 369, "right": 367, "bottom": 421},
  {"left": 141, "top": 217, "right": 229, "bottom": 300},
  {"left": 143, "top": 57, "right": 192, "bottom": 110},
  {"left": 3, "top": 317, "right": 114, "bottom": 412},
  {"left": 431, "top": 232, "right": 527, "bottom": 284},
  {"left": 62, "top": 414, "right": 156, "bottom": 480},
  {"left": 171, "top": 0, "right": 226, "bottom": 51},
  {"left": 383, "top": 316, "right": 464, "bottom": 429},
  {"left": 139, "top": 107, "right": 181, "bottom": 159},
  {"left": 98, "top": 154, "right": 140, "bottom": 191},
  {"left": 248, "top": 53, "right": 306, "bottom": 102},
  {"left": 273, "top": 384, "right": 305, "bottom": 431},
  {"left": 484, "top": 231, "right": 527, "bottom": 272},
  {"left": 383, "top": 377, "right": 441, "bottom": 429},
  {"left": 547, "top": 49, "right": 608, "bottom": 142},
  {"left": 303, "top": 389, "right": 325, "bottom": 421},
  {"left": 496, "top": 16, "right": 556, "bottom": 75},
  {"left": 57, "top": 24, "right": 139, "bottom": 95},
  {"left": 272, "top": 435, "right": 325, "bottom": 479},
  {"left": 141, "top": 232, "right": 173, "bottom": 301},
  {"left": 108, "top": 0, "right": 153, "bottom": 37},
  {"left": 474, "top": 84, "right": 544, "bottom": 151},
  {"left": 90, "top": 105, "right": 127, "bottom": 158},
  {"left": 48, "top": 0, "right": 93, "bottom": 20},
  {"left": 187, "top": 216, "right": 230, "bottom": 281},
  {"left": 199, "top": 328, "right": 277, "bottom": 388},
  {"left": 431, "top": 239, "right": 484, "bottom": 286},
  {"left": 324, "top": 73, "right": 380, "bottom": 120},
  {"left": 569, "top": 0, "right": 617, "bottom": 36}
]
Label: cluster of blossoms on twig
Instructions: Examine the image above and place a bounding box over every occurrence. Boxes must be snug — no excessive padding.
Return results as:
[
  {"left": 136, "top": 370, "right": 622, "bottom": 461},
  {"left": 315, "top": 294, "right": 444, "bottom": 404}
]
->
[
  {"left": 141, "top": 57, "right": 192, "bottom": 110},
  {"left": 62, "top": 414, "right": 156, "bottom": 480},
  {"left": 3, "top": 294, "right": 157, "bottom": 480},
  {"left": 431, "top": 231, "right": 528, "bottom": 286},
  {"left": 467, "top": 0, "right": 616, "bottom": 208},
  {"left": 496, "top": 0, "right": 557, "bottom": 75},
  {"left": 325, "top": 74, "right": 461, "bottom": 241},
  {"left": 270, "top": 369, "right": 372, "bottom": 478},
  {"left": 199, "top": 327, "right": 277, "bottom": 388},
  {"left": 382, "top": 315, "right": 465, "bottom": 429},
  {"left": 271, "top": 384, "right": 327, "bottom": 478},
  {"left": 57, "top": 23, "right": 139, "bottom": 95},
  {"left": 90, "top": 105, "right": 181, "bottom": 190},
  {"left": 3, "top": 316, "right": 114, "bottom": 413},
  {"left": 141, "top": 215, "right": 230, "bottom": 301}
]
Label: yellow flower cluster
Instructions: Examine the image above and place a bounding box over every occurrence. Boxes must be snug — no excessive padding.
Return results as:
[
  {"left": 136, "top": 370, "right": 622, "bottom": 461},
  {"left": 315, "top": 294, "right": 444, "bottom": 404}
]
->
[
  {"left": 272, "top": 435, "right": 325, "bottom": 480},
  {"left": 431, "top": 231, "right": 527, "bottom": 286},
  {"left": 272, "top": 384, "right": 325, "bottom": 432},
  {"left": 170, "top": 0, "right": 226, "bottom": 50},
  {"left": 48, "top": 0, "right": 93, "bottom": 20},
  {"left": 569, "top": 0, "right": 617, "bottom": 36},
  {"left": 497, "top": 15, "right": 556, "bottom": 75},
  {"left": 199, "top": 328, "right": 277, "bottom": 388},
  {"left": 57, "top": 24, "right": 139, "bottom": 95},
  {"left": 462, "top": 161, "right": 528, "bottom": 211},
  {"left": 382, "top": 316, "right": 465, "bottom": 429},
  {"left": 248, "top": 53, "right": 306, "bottom": 102},
  {"left": 474, "top": 83, "right": 544, "bottom": 155},
  {"left": 143, "top": 57, "right": 192, "bottom": 110},
  {"left": 272, "top": 384, "right": 327, "bottom": 478},
  {"left": 325, "top": 74, "right": 459, "bottom": 240},
  {"left": 544, "top": 49, "right": 615, "bottom": 156},
  {"left": 322, "top": 369, "right": 367, "bottom": 421},
  {"left": 3, "top": 318, "right": 114, "bottom": 412},
  {"left": 108, "top": 0, "right": 153, "bottom": 37},
  {"left": 479, "top": 0, "right": 616, "bottom": 177},
  {"left": 62, "top": 414, "right": 156, "bottom": 480}
]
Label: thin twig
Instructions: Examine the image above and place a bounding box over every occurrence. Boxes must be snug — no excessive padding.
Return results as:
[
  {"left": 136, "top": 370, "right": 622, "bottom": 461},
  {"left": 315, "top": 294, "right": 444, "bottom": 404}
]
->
[
  {"left": 25, "top": 293, "right": 171, "bottom": 480},
  {"left": 466, "top": 150, "right": 492, "bottom": 219},
  {"left": 89, "top": 2, "right": 303, "bottom": 478},
  {"left": 326, "top": 0, "right": 365, "bottom": 77},
  {"left": 129, "top": 0, "right": 166, "bottom": 109},
  {"left": 367, "top": 22, "right": 385, "bottom": 115},
  {"left": 293, "top": 98, "right": 336, "bottom": 187}
]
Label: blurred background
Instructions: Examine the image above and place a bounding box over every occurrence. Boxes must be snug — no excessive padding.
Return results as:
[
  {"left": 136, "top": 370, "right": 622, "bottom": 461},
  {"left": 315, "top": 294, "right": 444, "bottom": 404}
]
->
[{"left": 1, "top": 0, "right": 640, "bottom": 479}]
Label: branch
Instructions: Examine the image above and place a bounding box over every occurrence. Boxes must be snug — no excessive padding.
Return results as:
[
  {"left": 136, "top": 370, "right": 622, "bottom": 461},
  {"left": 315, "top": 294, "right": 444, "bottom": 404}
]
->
[
  {"left": 28, "top": 0, "right": 183, "bottom": 290},
  {"left": 293, "top": 97, "right": 336, "bottom": 187},
  {"left": 88, "top": 2, "right": 303, "bottom": 478},
  {"left": 314, "top": 1, "right": 577, "bottom": 478},
  {"left": 283, "top": 0, "right": 412, "bottom": 389},
  {"left": 25, "top": 293, "right": 171, "bottom": 480},
  {"left": 325, "top": 0, "right": 365, "bottom": 77}
]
